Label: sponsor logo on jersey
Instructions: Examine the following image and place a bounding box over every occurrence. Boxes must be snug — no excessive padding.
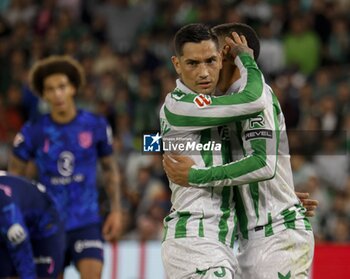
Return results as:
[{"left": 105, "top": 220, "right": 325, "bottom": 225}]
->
[
  {"left": 74, "top": 240, "right": 103, "bottom": 253},
  {"left": 171, "top": 90, "right": 186, "bottom": 100},
  {"left": 194, "top": 94, "right": 212, "bottom": 108},
  {"left": 79, "top": 131, "right": 92, "bottom": 148},
  {"left": 245, "top": 129, "right": 273, "bottom": 140},
  {"left": 50, "top": 174, "right": 84, "bottom": 185},
  {"left": 13, "top": 133, "right": 24, "bottom": 147},
  {"left": 249, "top": 115, "right": 265, "bottom": 128},
  {"left": 57, "top": 151, "right": 75, "bottom": 176},
  {"left": 143, "top": 133, "right": 162, "bottom": 152},
  {"left": 7, "top": 223, "right": 27, "bottom": 245}
]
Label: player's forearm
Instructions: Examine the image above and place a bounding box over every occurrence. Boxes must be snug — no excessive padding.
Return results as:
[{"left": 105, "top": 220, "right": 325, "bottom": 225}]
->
[
  {"left": 189, "top": 135, "right": 278, "bottom": 187},
  {"left": 189, "top": 153, "right": 276, "bottom": 187},
  {"left": 100, "top": 156, "right": 121, "bottom": 212},
  {"left": 106, "top": 175, "right": 121, "bottom": 212},
  {"left": 164, "top": 54, "right": 266, "bottom": 131}
]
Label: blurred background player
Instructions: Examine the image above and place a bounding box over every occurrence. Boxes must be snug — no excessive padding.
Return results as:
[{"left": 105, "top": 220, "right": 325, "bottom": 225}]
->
[
  {"left": 8, "top": 55, "right": 122, "bottom": 279},
  {"left": 0, "top": 171, "right": 64, "bottom": 279}
]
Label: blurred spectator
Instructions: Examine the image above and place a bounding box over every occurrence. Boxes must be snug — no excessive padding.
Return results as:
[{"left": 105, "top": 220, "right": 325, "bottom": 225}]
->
[
  {"left": 236, "top": 0, "right": 272, "bottom": 26},
  {"left": 283, "top": 12, "right": 321, "bottom": 75},
  {"left": 33, "top": 0, "right": 55, "bottom": 36},
  {"left": 327, "top": 16, "right": 350, "bottom": 64},
  {"left": 257, "top": 21, "right": 285, "bottom": 78},
  {"left": 132, "top": 72, "right": 160, "bottom": 135},
  {"left": 336, "top": 81, "right": 350, "bottom": 116},
  {"left": 1, "top": 0, "right": 37, "bottom": 27},
  {"left": 318, "top": 95, "right": 341, "bottom": 136},
  {"left": 320, "top": 191, "right": 350, "bottom": 243},
  {"left": 310, "top": 67, "right": 336, "bottom": 100},
  {"left": 314, "top": 135, "right": 349, "bottom": 192},
  {"left": 94, "top": 0, "right": 155, "bottom": 53}
]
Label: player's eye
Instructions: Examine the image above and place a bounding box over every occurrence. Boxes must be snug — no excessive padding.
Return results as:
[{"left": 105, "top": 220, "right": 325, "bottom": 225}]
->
[
  {"left": 187, "top": 61, "right": 198, "bottom": 66},
  {"left": 206, "top": 58, "right": 216, "bottom": 64},
  {"left": 58, "top": 83, "right": 68, "bottom": 90}
]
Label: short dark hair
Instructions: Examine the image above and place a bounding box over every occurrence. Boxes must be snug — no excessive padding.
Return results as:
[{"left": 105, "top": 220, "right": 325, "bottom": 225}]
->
[
  {"left": 173, "top": 23, "right": 219, "bottom": 56},
  {"left": 212, "top": 23, "right": 260, "bottom": 60},
  {"left": 29, "top": 55, "right": 86, "bottom": 96}
]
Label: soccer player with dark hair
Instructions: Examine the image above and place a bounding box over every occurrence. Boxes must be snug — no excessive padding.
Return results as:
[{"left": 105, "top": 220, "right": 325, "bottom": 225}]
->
[
  {"left": 164, "top": 23, "right": 315, "bottom": 279},
  {"left": 8, "top": 55, "right": 122, "bottom": 279},
  {"left": 0, "top": 172, "right": 64, "bottom": 279},
  {"left": 160, "top": 23, "right": 267, "bottom": 278}
]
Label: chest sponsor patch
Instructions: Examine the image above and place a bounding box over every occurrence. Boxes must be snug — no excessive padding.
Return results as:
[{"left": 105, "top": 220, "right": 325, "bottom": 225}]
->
[
  {"left": 78, "top": 131, "right": 92, "bottom": 148},
  {"left": 244, "top": 129, "right": 273, "bottom": 140},
  {"left": 194, "top": 94, "right": 212, "bottom": 108}
]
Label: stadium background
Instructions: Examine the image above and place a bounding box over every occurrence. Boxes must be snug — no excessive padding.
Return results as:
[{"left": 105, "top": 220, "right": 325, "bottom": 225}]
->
[{"left": 0, "top": 0, "right": 349, "bottom": 278}]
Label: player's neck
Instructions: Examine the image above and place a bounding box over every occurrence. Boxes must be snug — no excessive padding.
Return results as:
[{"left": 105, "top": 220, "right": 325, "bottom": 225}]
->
[
  {"left": 217, "top": 64, "right": 240, "bottom": 93},
  {"left": 50, "top": 106, "right": 77, "bottom": 124}
]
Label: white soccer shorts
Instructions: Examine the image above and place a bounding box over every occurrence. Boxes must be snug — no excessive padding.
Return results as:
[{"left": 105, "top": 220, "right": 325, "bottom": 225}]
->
[
  {"left": 162, "top": 237, "right": 238, "bottom": 279},
  {"left": 236, "top": 229, "right": 314, "bottom": 279}
]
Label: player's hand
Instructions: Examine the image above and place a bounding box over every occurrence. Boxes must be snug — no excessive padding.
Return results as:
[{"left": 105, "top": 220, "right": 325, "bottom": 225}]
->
[
  {"left": 103, "top": 210, "right": 123, "bottom": 242},
  {"left": 162, "top": 154, "right": 195, "bottom": 187},
  {"left": 223, "top": 32, "right": 254, "bottom": 61},
  {"left": 296, "top": 192, "right": 319, "bottom": 217}
]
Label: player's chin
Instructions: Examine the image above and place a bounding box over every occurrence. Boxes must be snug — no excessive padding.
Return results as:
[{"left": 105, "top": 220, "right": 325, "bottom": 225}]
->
[{"left": 198, "top": 86, "right": 214, "bottom": 95}]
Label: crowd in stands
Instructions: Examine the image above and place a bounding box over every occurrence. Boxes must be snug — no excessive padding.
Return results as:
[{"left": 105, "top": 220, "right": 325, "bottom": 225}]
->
[{"left": 0, "top": 0, "right": 349, "bottom": 243}]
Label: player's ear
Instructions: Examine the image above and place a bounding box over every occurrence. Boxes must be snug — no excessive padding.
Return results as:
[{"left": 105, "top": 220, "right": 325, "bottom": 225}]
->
[{"left": 171, "top": 56, "right": 181, "bottom": 75}]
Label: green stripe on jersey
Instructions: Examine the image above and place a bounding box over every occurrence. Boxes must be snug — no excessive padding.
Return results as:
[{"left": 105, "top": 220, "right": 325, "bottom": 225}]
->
[
  {"left": 235, "top": 188, "right": 248, "bottom": 239},
  {"left": 271, "top": 90, "right": 281, "bottom": 115},
  {"left": 271, "top": 91, "right": 280, "bottom": 165},
  {"left": 249, "top": 182, "right": 260, "bottom": 221},
  {"left": 200, "top": 129, "right": 212, "bottom": 167},
  {"left": 296, "top": 204, "right": 312, "bottom": 231},
  {"left": 220, "top": 126, "right": 231, "bottom": 164},
  {"left": 175, "top": 211, "right": 191, "bottom": 238},
  {"left": 163, "top": 215, "right": 174, "bottom": 241},
  {"left": 165, "top": 106, "right": 260, "bottom": 127},
  {"left": 282, "top": 208, "right": 296, "bottom": 229},
  {"left": 304, "top": 217, "right": 312, "bottom": 231},
  {"left": 230, "top": 214, "right": 238, "bottom": 248},
  {"left": 199, "top": 216, "right": 204, "bottom": 237},
  {"left": 265, "top": 212, "right": 274, "bottom": 237},
  {"left": 218, "top": 186, "right": 231, "bottom": 244}
]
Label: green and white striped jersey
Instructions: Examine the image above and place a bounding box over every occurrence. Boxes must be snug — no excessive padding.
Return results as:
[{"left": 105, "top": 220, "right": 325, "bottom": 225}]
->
[
  {"left": 188, "top": 78, "right": 312, "bottom": 240},
  {"left": 160, "top": 54, "right": 266, "bottom": 247}
]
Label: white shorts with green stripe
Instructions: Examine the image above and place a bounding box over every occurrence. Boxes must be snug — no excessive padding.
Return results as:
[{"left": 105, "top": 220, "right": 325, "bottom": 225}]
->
[
  {"left": 236, "top": 229, "right": 314, "bottom": 279},
  {"left": 162, "top": 237, "right": 237, "bottom": 279}
]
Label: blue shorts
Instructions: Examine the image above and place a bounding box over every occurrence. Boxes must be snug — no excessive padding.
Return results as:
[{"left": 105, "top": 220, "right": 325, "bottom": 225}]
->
[
  {"left": 64, "top": 223, "right": 104, "bottom": 267},
  {"left": 0, "top": 227, "right": 65, "bottom": 278}
]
